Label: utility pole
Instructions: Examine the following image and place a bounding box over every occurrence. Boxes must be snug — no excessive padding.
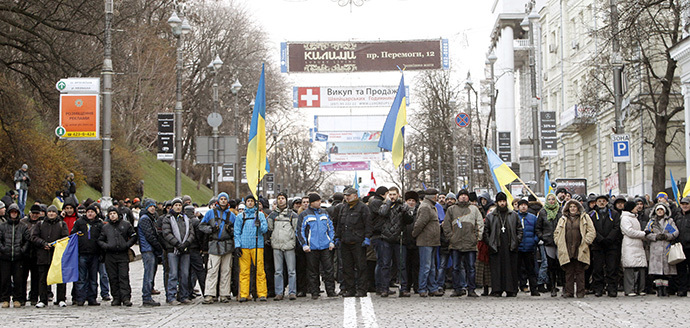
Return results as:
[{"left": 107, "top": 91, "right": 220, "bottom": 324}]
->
[
  {"left": 610, "top": 0, "right": 627, "bottom": 194},
  {"left": 102, "top": 0, "right": 113, "bottom": 199}
]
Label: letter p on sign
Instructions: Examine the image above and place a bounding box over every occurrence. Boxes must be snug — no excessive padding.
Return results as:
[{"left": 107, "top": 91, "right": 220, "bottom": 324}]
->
[{"left": 612, "top": 134, "right": 630, "bottom": 162}]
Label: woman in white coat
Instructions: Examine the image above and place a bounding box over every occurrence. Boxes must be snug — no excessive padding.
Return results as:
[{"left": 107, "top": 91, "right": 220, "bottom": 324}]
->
[
  {"left": 620, "top": 201, "right": 647, "bottom": 296},
  {"left": 645, "top": 203, "right": 679, "bottom": 296}
]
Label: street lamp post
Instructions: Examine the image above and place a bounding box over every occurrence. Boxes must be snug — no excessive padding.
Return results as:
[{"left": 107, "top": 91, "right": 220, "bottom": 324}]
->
[
  {"left": 102, "top": 0, "right": 114, "bottom": 199},
  {"left": 465, "top": 72, "right": 475, "bottom": 191},
  {"left": 231, "top": 78, "right": 242, "bottom": 198},
  {"left": 168, "top": 12, "right": 191, "bottom": 198},
  {"left": 208, "top": 55, "right": 223, "bottom": 196},
  {"left": 487, "top": 52, "right": 498, "bottom": 151}
]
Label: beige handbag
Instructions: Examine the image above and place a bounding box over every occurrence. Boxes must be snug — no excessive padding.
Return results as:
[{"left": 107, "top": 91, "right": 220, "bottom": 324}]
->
[{"left": 668, "top": 243, "right": 686, "bottom": 265}]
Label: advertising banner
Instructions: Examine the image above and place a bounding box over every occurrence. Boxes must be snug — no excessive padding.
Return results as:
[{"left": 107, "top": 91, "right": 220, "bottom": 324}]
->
[
  {"left": 313, "top": 131, "right": 381, "bottom": 142},
  {"left": 315, "top": 115, "right": 387, "bottom": 132},
  {"left": 327, "top": 141, "right": 381, "bottom": 154},
  {"left": 540, "top": 111, "right": 558, "bottom": 157},
  {"left": 328, "top": 153, "right": 384, "bottom": 162},
  {"left": 283, "top": 39, "right": 447, "bottom": 73},
  {"left": 556, "top": 178, "right": 588, "bottom": 197},
  {"left": 320, "top": 161, "right": 371, "bottom": 172},
  {"left": 293, "top": 86, "right": 410, "bottom": 108},
  {"left": 59, "top": 94, "right": 100, "bottom": 140},
  {"left": 157, "top": 113, "right": 174, "bottom": 160}
]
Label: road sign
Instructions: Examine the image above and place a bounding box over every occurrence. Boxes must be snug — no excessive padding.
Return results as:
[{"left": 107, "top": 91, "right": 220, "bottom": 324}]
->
[
  {"left": 55, "top": 126, "right": 65, "bottom": 137},
  {"left": 455, "top": 112, "right": 470, "bottom": 128},
  {"left": 157, "top": 113, "right": 174, "bottom": 161},
  {"left": 612, "top": 134, "right": 631, "bottom": 162},
  {"left": 404, "top": 163, "right": 412, "bottom": 171},
  {"left": 59, "top": 94, "right": 99, "bottom": 139},
  {"left": 207, "top": 112, "right": 222, "bottom": 128},
  {"left": 55, "top": 77, "right": 100, "bottom": 94},
  {"left": 196, "top": 136, "right": 238, "bottom": 164}
]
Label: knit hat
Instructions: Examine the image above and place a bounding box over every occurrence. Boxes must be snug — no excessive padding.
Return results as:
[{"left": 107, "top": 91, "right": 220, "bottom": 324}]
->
[
  {"left": 21, "top": 164, "right": 28, "bottom": 170},
  {"left": 446, "top": 192, "right": 457, "bottom": 200},
  {"left": 217, "top": 192, "right": 229, "bottom": 201},
  {"left": 184, "top": 205, "right": 195, "bottom": 218},
  {"left": 376, "top": 186, "right": 389, "bottom": 196},
  {"left": 495, "top": 192, "right": 507, "bottom": 202},
  {"left": 143, "top": 199, "right": 156, "bottom": 210},
  {"left": 86, "top": 204, "right": 99, "bottom": 213},
  {"left": 457, "top": 189, "right": 469, "bottom": 197},
  {"left": 517, "top": 198, "right": 529, "bottom": 206},
  {"left": 30, "top": 204, "right": 42, "bottom": 213},
  {"left": 623, "top": 201, "right": 637, "bottom": 212},
  {"left": 245, "top": 194, "right": 256, "bottom": 203},
  {"left": 277, "top": 192, "right": 288, "bottom": 200},
  {"left": 182, "top": 195, "right": 192, "bottom": 204},
  {"left": 0, "top": 202, "right": 4, "bottom": 210},
  {"left": 656, "top": 192, "right": 668, "bottom": 200},
  {"left": 308, "top": 193, "right": 321, "bottom": 203},
  {"left": 47, "top": 205, "right": 59, "bottom": 213},
  {"left": 332, "top": 192, "right": 344, "bottom": 201},
  {"left": 171, "top": 198, "right": 183, "bottom": 206}
]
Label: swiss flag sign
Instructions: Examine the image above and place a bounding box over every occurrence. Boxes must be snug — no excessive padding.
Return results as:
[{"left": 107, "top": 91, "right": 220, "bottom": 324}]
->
[{"left": 298, "top": 87, "right": 320, "bottom": 108}]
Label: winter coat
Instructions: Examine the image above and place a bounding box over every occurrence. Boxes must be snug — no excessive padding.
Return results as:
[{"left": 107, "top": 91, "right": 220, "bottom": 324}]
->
[
  {"left": 161, "top": 211, "right": 196, "bottom": 252},
  {"left": 298, "top": 207, "right": 334, "bottom": 251},
  {"left": 200, "top": 207, "right": 236, "bottom": 255},
  {"left": 675, "top": 209, "right": 690, "bottom": 250},
  {"left": 234, "top": 207, "right": 268, "bottom": 249},
  {"left": 31, "top": 217, "right": 69, "bottom": 265},
  {"left": 13, "top": 169, "right": 30, "bottom": 190},
  {"left": 441, "top": 202, "right": 483, "bottom": 252},
  {"left": 0, "top": 218, "right": 31, "bottom": 261},
  {"left": 71, "top": 216, "right": 104, "bottom": 255},
  {"left": 535, "top": 212, "right": 558, "bottom": 246},
  {"left": 517, "top": 211, "right": 539, "bottom": 252},
  {"left": 326, "top": 201, "right": 343, "bottom": 232},
  {"left": 379, "top": 199, "right": 415, "bottom": 244},
  {"left": 412, "top": 198, "right": 441, "bottom": 247},
  {"left": 620, "top": 210, "right": 647, "bottom": 268},
  {"left": 335, "top": 199, "right": 372, "bottom": 245},
  {"left": 403, "top": 204, "right": 419, "bottom": 248},
  {"left": 589, "top": 206, "right": 622, "bottom": 251},
  {"left": 98, "top": 219, "right": 136, "bottom": 262},
  {"left": 554, "top": 200, "right": 596, "bottom": 267},
  {"left": 138, "top": 212, "right": 162, "bottom": 254},
  {"left": 483, "top": 208, "right": 523, "bottom": 254},
  {"left": 267, "top": 207, "right": 298, "bottom": 251},
  {"left": 19, "top": 217, "right": 40, "bottom": 259},
  {"left": 368, "top": 194, "right": 386, "bottom": 239},
  {"left": 645, "top": 203, "right": 679, "bottom": 275}
]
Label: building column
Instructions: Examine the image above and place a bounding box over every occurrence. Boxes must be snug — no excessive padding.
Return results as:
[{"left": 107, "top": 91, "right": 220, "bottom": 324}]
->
[{"left": 496, "top": 25, "right": 516, "bottom": 165}]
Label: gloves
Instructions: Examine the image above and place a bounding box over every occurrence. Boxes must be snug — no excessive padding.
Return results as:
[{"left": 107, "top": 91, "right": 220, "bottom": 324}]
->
[
  {"left": 234, "top": 248, "right": 242, "bottom": 258},
  {"left": 656, "top": 233, "right": 667, "bottom": 241},
  {"left": 645, "top": 230, "right": 652, "bottom": 235},
  {"left": 362, "top": 238, "right": 371, "bottom": 247},
  {"left": 211, "top": 225, "right": 220, "bottom": 233},
  {"left": 334, "top": 238, "right": 341, "bottom": 248},
  {"left": 303, "top": 245, "right": 311, "bottom": 252}
]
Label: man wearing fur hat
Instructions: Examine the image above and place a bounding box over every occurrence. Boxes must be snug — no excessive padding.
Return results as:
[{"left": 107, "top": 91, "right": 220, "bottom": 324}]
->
[
  {"left": 483, "top": 192, "right": 523, "bottom": 297},
  {"left": 97, "top": 207, "right": 136, "bottom": 306},
  {"left": 71, "top": 204, "right": 104, "bottom": 306},
  {"left": 589, "top": 194, "right": 621, "bottom": 297}
]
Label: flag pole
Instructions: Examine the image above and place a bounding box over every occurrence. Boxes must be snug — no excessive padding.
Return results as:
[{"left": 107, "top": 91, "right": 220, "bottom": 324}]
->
[{"left": 514, "top": 175, "right": 543, "bottom": 206}]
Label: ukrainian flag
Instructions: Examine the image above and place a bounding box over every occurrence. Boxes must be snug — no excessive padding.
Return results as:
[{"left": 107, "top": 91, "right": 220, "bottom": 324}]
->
[
  {"left": 246, "top": 64, "right": 270, "bottom": 198},
  {"left": 544, "top": 171, "right": 554, "bottom": 196},
  {"left": 671, "top": 170, "right": 680, "bottom": 205},
  {"left": 484, "top": 147, "right": 519, "bottom": 209},
  {"left": 378, "top": 73, "right": 407, "bottom": 168},
  {"left": 47, "top": 234, "right": 79, "bottom": 285}
]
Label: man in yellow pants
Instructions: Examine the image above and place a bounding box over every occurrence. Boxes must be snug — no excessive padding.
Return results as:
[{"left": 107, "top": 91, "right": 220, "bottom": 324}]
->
[{"left": 234, "top": 195, "right": 268, "bottom": 302}]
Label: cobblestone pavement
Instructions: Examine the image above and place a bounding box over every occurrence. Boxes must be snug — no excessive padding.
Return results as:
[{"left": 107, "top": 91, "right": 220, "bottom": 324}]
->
[{"left": 1, "top": 252, "right": 689, "bottom": 327}]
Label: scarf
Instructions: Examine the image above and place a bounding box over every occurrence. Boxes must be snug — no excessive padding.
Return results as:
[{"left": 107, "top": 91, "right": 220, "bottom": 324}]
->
[
  {"left": 544, "top": 202, "right": 559, "bottom": 221},
  {"left": 348, "top": 198, "right": 359, "bottom": 208},
  {"left": 169, "top": 211, "right": 189, "bottom": 254}
]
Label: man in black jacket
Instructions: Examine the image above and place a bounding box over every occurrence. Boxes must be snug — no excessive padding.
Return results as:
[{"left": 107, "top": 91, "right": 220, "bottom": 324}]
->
[
  {"left": 483, "top": 192, "right": 523, "bottom": 297},
  {"left": 589, "top": 194, "right": 621, "bottom": 297},
  {"left": 335, "top": 188, "right": 373, "bottom": 297},
  {"left": 98, "top": 207, "right": 136, "bottom": 306},
  {"left": 0, "top": 204, "right": 31, "bottom": 308},
  {"left": 377, "top": 186, "right": 414, "bottom": 297},
  {"left": 138, "top": 200, "right": 162, "bottom": 306},
  {"left": 368, "top": 186, "right": 388, "bottom": 295},
  {"left": 674, "top": 197, "right": 690, "bottom": 297},
  {"left": 31, "top": 205, "right": 68, "bottom": 308},
  {"left": 161, "top": 198, "right": 195, "bottom": 305},
  {"left": 71, "top": 204, "right": 103, "bottom": 306}
]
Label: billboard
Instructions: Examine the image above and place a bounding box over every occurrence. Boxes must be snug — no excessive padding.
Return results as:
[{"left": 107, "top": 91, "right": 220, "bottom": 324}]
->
[
  {"left": 319, "top": 161, "right": 371, "bottom": 172},
  {"left": 327, "top": 141, "right": 381, "bottom": 154},
  {"left": 157, "top": 113, "right": 174, "bottom": 160},
  {"left": 312, "top": 131, "right": 381, "bottom": 142},
  {"left": 59, "top": 94, "right": 99, "bottom": 139},
  {"left": 293, "top": 86, "right": 410, "bottom": 108},
  {"left": 556, "top": 178, "right": 588, "bottom": 197},
  {"left": 328, "top": 152, "right": 385, "bottom": 162},
  {"left": 315, "top": 115, "right": 387, "bottom": 132},
  {"left": 282, "top": 39, "right": 448, "bottom": 73}
]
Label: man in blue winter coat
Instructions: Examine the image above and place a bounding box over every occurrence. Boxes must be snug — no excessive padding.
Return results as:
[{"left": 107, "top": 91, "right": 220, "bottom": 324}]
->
[
  {"left": 517, "top": 199, "right": 540, "bottom": 296},
  {"left": 138, "top": 199, "right": 163, "bottom": 306},
  {"left": 298, "top": 193, "right": 336, "bottom": 300}
]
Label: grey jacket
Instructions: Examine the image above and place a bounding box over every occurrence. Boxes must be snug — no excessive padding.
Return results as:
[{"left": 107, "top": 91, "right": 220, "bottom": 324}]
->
[
  {"left": 199, "top": 207, "right": 235, "bottom": 255},
  {"left": 412, "top": 198, "right": 441, "bottom": 247},
  {"left": 161, "top": 211, "right": 196, "bottom": 252},
  {"left": 13, "top": 169, "right": 30, "bottom": 190},
  {"left": 268, "top": 207, "right": 298, "bottom": 251}
]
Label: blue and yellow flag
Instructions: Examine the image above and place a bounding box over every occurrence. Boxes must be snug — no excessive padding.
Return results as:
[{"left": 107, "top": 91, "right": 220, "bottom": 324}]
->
[
  {"left": 246, "top": 64, "right": 270, "bottom": 198},
  {"left": 544, "top": 171, "right": 553, "bottom": 196},
  {"left": 671, "top": 170, "right": 680, "bottom": 205},
  {"left": 484, "top": 147, "right": 519, "bottom": 209},
  {"left": 47, "top": 234, "right": 79, "bottom": 285},
  {"left": 378, "top": 73, "right": 407, "bottom": 168}
]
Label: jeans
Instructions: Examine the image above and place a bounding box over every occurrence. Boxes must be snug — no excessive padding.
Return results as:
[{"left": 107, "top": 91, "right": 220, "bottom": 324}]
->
[
  {"left": 166, "top": 252, "right": 190, "bottom": 302},
  {"left": 436, "top": 251, "right": 449, "bottom": 290},
  {"left": 99, "top": 263, "right": 110, "bottom": 298},
  {"left": 537, "top": 245, "right": 549, "bottom": 285},
  {"left": 17, "top": 189, "right": 27, "bottom": 214},
  {"left": 372, "top": 239, "right": 389, "bottom": 292},
  {"left": 451, "top": 250, "right": 476, "bottom": 292},
  {"left": 273, "top": 249, "right": 296, "bottom": 296},
  {"left": 141, "top": 251, "right": 157, "bottom": 301},
  {"left": 76, "top": 254, "right": 99, "bottom": 302},
  {"left": 418, "top": 246, "right": 438, "bottom": 293}
]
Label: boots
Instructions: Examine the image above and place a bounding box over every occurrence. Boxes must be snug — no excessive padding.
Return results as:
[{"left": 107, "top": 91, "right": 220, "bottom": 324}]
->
[{"left": 481, "top": 286, "right": 490, "bottom": 296}]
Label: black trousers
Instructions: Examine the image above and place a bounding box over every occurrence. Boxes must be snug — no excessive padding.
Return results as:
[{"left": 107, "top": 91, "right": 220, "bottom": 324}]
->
[
  {"left": 546, "top": 254, "right": 562, "bottom": 291},
  {"left": 305, "top": 249, "right": 335, "bottom": 295},
  {"left": 104, "top": 256, "right": 131, "bottom": 301},
  {"left": 340, "top": 243, "right": 368, "bottom": 294},
  {"left": 406, "top": 246, "right": 419, "bottom": 293},
  {"left": 518, "top": 251, "right": 538, "bottom": 291},
  {"left": 591, "top": 247, "right": 619, "bottom": 293},
  {"left": 263, "top": 244, "right": 275, "bottom": 297},
  {"left": 676, "top": 249, "right": 690, "bottom": 293},
  {"left": 23, "top": 258, "right": 39, "bottom": 303},
  {"left": 38, "top": 265, "right": 65, "bottom": 304},
  {"left": 0, "top": 260, "right": 25, "bottom": 303},
  {"left": 296, "top": 246, "right": 309, "bottom": 294},
  {"left": 189, "top": 250, "right": 206, "bottom": 296}
]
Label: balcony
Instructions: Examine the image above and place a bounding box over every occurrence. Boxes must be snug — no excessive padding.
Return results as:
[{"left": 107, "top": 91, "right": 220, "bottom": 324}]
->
[{"left": 558, "top": 104, "right": 596, "bottom": 133}]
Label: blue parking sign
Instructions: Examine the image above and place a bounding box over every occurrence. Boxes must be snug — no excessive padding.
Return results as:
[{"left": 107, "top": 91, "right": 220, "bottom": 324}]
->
[{"left": 611, "top": 134, "right": 630, "bottom": 162}]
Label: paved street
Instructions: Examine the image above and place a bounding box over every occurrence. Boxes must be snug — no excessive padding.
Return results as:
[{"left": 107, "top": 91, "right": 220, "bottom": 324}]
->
[{"left": 1, "top": 250, "right": 689, "bottom": 327}]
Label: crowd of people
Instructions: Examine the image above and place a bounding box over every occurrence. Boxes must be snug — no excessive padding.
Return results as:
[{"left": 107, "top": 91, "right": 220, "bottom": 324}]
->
[{"left": 1, "top": 180, "right": 689, "bottom": 309}]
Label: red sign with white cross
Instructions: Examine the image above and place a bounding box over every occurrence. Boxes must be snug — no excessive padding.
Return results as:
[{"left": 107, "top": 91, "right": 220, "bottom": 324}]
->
[{"left": 298, "top": 87, "right": 320, "bottom": 107}]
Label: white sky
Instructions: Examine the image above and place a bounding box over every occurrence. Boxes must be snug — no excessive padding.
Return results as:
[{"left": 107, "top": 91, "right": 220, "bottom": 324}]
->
[{"left": 235, "top": 0, "right": 496, "bottom": 187}]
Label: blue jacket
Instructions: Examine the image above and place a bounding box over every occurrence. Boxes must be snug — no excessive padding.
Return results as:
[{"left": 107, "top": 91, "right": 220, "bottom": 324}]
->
[
  {"left": 234, "top": 207, "right": 268, "bottom": 249},
  {"left": 298, "top": 207, "right": 334, "bottom": 251},
  {"left": 138, "top": 212, "right": 162, "bottom": 254},
  {"left": 518, "top": 211, "right": 539, "bottom": 252}
]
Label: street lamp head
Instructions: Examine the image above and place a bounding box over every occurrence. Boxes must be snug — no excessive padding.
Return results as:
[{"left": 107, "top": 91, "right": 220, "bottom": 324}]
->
[
  {"left": 168, "top": 12, "right": 182, "bottom": 29},
  {"left": 212, "top": 54, "right": 223, "bottom": 70},
  {"left": 465, "top": 71, "right": 473, "bottom": 88},
  {"left": 528, "top": 10, "right": 540, "bottom": 22},
  {"left": 520, "top": 17, "right": 530, "bottom": 32},
  {"left": 249, "top": 98, "right": 255, "bottom": 108},
  {"left": 487, "top": 52, "right": 497, "bottom": 64},
  {"left": 180, "top": 18, "right": 192, "bottom": 35},
  {"left": 231, "top": 78, "right": 242, "bottom": 94}
]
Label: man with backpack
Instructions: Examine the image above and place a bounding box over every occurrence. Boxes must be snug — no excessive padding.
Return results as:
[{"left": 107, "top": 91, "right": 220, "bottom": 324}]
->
[
  {"left": 268, "top": 192, "right": 299, "bottom": 300},
  {"left": 199, "top": 192, "right": 236, "bottom": 304}
]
